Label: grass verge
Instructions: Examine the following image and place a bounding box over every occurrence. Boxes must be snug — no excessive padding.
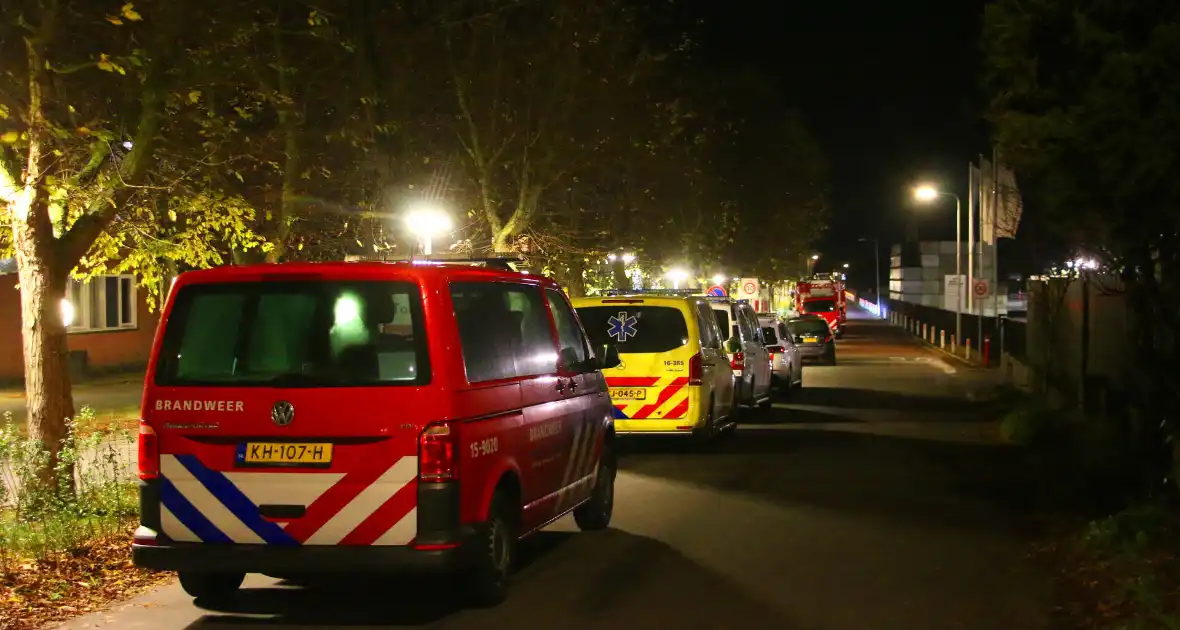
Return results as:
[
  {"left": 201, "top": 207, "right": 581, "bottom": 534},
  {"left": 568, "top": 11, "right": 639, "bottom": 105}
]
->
[
  {"left": 1039, "top": 504, "right": 1180, "bottom": 630},
  {"left": 1, "top": 408, "right": 167, "bottom": 630}
]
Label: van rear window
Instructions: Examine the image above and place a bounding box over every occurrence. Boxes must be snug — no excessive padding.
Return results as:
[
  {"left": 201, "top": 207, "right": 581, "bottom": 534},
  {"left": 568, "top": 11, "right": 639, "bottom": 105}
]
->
[
  {"left": 574, "top": 306, "right": 689, "bottom": 354},
  {"left": 155, "top": 281, "right": 429, "bottom": 387}
]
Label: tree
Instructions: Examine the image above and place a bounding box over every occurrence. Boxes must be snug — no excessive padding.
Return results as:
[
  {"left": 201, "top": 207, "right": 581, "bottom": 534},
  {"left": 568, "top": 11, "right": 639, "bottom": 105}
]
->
[
  {"left": 0, "top": 0, "right": 260, "bottom": 488},
  {"left": 439, "top": 0, "right": 657, "bottom": 253},
  {"left": 981, "top": 0, "right": 1180, "bottom": 494},
  {"left": 692, "top": 70, "right": 829, "bottom": 280}
]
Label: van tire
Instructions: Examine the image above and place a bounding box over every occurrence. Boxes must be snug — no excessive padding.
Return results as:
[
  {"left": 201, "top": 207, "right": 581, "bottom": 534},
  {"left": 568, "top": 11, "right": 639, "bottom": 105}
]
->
[
  {"left": 693, "top": 406, "right": 717, "bottom": 449},
  {"left": 574, "top": 441, "right": 616, "bottom": 530},
  {"left": 465, "top": 492, "right": 515, "bottom": 608},
  {"left": 178, "top": 571, "right": 244, "bottom": 602}
]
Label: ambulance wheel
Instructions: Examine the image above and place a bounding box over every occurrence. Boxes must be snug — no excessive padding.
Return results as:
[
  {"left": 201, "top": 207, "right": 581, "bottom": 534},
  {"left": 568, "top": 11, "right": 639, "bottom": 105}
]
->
[
  {"left": 692, "top": 407, "right": 717, "bottom": 449},
  {"left": 178, "top": 571, "right": 244, "bottom": 602},
  {"left": 465, "top": 492, "right": 515, "bottom": 608},
  {"left": 574, "top": 441, "right": 616, "bottom": 530}
]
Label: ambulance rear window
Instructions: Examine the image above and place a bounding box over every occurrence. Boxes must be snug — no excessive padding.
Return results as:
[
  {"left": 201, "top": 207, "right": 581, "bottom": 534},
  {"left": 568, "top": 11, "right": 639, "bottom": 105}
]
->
[
  {"left": 574, "top": 306, "right": 689, "bottom": 354},
  {"left": 155, "top": 281, "right": 429, "bottom": 387}
]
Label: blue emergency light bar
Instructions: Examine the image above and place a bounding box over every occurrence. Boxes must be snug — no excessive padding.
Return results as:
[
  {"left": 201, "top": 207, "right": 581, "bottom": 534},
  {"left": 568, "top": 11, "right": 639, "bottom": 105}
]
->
[
  {"left": 598, "top": 288, "right": 705, "bottom": 297},
  {"left": 386, "top": 253, "right": 527, "bottom": 271}
]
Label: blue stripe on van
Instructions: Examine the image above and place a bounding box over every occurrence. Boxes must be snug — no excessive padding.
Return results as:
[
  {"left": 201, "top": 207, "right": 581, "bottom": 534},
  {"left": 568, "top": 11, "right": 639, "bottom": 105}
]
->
[
  {"left": 611, "top": 406, "right": 630, "bottom": 420},
  {"left": 175, "top": 454, "right": 300, "bottom": 546},
  {"left": 159, "top": 477, "right": 232, "bottom": 544}
]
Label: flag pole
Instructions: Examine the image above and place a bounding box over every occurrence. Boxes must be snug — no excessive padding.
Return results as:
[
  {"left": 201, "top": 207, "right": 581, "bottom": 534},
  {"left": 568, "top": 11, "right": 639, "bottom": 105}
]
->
[{"left": 992, "top": 145, "right": 1001, "bottom": 356}]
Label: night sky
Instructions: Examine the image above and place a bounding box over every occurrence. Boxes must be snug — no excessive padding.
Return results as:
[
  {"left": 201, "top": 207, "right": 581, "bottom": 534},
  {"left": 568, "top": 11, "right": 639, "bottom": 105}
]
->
[{"left": 686, "top": 0, "right": 992, "bottom": 289}]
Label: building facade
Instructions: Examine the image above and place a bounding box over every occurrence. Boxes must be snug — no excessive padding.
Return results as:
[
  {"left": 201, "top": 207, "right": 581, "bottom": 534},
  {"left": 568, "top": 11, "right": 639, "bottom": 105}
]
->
[{"left": 0, "top": 264, "right": 160, "bottom": 382}]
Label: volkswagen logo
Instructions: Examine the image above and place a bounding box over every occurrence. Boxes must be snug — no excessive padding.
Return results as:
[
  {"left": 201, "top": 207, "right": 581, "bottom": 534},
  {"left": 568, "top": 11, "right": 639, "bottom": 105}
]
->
[{"left": 271, "top": 401, "right": 295, "bottom": 427}]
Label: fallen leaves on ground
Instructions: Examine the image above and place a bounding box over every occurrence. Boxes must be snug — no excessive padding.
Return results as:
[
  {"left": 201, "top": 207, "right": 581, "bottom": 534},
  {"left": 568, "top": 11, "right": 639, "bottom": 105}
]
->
[
  {"left": 1035, "top": 514, "right": 1180, "bottom": 630},
  {"left": 0, "top": 527, "right": 171, "bottom": 630}
]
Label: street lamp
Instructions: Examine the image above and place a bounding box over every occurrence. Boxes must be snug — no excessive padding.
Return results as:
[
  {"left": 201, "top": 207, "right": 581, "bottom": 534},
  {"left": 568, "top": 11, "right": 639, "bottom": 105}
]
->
[
  {"left": 858, "top": 237, "right": 882, "bottom": 317},
  {"left": 842, "top": 263, "right": 849, "bottom": 269},
  {"left": 711, "top": 274, "right": 726, "bottom": 286},
  {"left": 912, "top": 184, "right": 963, "bottom": 344},
  {"left": 621, "top": 253, "right": 635, "bottom": 264},
  {"left": 665, "top": 268, "right": 689, "bottom": 289},
  {"left": 807, "top": 254, "right": 819, "bottom": 276},
  {"left": 404, "top": 203, "right": 452, "bottom": 256}
]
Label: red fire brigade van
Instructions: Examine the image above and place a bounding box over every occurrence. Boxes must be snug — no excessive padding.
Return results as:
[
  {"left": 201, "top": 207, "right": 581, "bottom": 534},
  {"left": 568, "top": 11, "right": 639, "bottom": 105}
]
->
[{"left": 132, "top": 257, "right": 621, "bottom": 607}]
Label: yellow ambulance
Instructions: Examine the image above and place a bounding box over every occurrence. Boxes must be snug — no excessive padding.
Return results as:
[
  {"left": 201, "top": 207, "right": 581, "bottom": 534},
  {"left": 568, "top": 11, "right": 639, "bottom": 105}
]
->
[{"left": 571, "top": 294, "right": 737, "bottom": 442}]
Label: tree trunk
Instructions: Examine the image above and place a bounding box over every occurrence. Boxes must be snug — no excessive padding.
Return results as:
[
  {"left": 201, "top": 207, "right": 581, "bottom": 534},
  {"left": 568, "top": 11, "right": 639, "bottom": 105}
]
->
[
  {"left": 611, "top": 260, "right": 629, "bottom": 290},
  {"left": 566, "top": 256, "right": 587, "bottom": 297},
  {"left": 15, "top": 251, "right": 75, "bottom": 489},
  {"left": 8, "top": 15, "right": 77, "bottom": 496}
]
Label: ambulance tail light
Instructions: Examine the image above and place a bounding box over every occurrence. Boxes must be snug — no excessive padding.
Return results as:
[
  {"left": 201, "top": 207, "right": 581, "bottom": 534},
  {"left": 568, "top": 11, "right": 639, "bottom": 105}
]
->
[
  {"left": 688, "top": 352, "right": 703, "bottom": 385},
  {"left": 137, "top": 422, "right": 159, "bottom": 480},
  {"left": 419, "top": 422, "right": 458, "bottom": 482},
  {"left": 730, "top": 352, "right": 745, "bottom": 370}
]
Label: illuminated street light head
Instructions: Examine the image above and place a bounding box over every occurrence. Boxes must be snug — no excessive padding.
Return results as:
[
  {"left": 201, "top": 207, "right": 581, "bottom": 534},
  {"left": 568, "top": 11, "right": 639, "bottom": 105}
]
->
[
  {"left": 811, "top": 254, "right": 819, "bottom": 261},
  {"left": 404, "top": 203, "right": 452, "bottom": 238},
  {"left": 666, "top": 268, "right": 689, "bottom": 283},
  {"left": 711, "top": 274, "right": 726, "bottom": 285},
  {"left": 913, "top": 185, "right": 939, "bottom": 202},
  {"left": 621, "top": 253, "right": 636, "bottom": 264}
]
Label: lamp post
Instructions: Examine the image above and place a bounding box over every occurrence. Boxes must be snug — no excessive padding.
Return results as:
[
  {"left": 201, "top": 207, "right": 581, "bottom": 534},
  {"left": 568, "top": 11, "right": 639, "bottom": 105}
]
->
[
  {"left": 807, "top": 254, "right": 819, "bottom": 276},
  {"left": 404, "top": 203, "right": 452, "bottom": 255},
  {"left": 858, "top": 237, "right": 881, "bottom": 317},
  {"left": 913, "top": 185, "right": 963, "bottom": 344}
]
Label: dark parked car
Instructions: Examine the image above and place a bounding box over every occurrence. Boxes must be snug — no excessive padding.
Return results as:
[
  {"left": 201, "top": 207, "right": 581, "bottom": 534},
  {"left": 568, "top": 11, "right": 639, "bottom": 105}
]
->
[{"left": 787, "top": 315, "right": 836, "bottom": 365}]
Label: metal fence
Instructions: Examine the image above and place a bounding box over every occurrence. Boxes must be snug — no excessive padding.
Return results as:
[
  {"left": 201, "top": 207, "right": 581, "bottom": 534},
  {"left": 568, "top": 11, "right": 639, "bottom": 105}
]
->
[{"left": 883, "top": 298, "right": 1026, "bottom": 365}]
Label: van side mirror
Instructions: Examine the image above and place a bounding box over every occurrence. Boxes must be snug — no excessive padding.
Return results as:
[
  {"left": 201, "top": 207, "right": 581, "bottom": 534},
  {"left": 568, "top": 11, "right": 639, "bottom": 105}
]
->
[
  {"left": 598, "top": 344, "right": 622, "bottom": 370},
  {"left": 724, "top": 336, "right": 742, "bottom": 354}
]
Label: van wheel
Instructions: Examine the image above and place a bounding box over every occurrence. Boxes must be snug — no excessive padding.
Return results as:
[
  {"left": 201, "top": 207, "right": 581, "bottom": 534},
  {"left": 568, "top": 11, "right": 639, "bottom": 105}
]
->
[
  {"left": 465, "top": 492, "right": 515, "bottom": 608},
  {"left": 693, "top": 407, "right": 717, "bottom": 449},
  {"left": 178, "top": 571, "right": 244, "bottom": 602},
  {"left": 574, "top": 442, "right": 616, "bottom": 530}
]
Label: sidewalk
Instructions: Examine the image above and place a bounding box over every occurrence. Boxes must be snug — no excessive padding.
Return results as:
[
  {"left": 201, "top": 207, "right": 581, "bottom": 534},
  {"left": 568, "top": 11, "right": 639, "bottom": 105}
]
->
[{"left": 0, "top": 374, "right": 143, "bottom": 421}]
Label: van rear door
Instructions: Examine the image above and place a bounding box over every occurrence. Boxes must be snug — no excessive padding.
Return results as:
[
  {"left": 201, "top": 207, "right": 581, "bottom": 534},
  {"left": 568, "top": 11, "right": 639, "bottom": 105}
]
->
[
  {"left": 144, "top": 279, "right": 432, "bottom": 547},
  {"left": 573, "top": 301, "right": 694, "bottom": 420}
]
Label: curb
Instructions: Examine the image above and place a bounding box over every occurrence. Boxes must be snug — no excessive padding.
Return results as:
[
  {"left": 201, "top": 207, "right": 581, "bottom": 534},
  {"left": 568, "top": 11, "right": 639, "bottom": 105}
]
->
[{"left": 884, "top": 322, "right": 992, "bottom": 372}]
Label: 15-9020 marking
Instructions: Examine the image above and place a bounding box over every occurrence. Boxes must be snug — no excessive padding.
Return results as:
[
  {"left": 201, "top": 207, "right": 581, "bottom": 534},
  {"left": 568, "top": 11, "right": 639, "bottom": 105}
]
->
[{"left": 470, "top": 437, "right": 499, "bottom": 458}]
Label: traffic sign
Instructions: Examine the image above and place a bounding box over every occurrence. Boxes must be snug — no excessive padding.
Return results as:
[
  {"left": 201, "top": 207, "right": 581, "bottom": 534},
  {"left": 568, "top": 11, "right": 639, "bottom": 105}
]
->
[
  {"left": 973, "top": 279, "right": 991, "bottom": 299},
  {"left": 739, "top": 278, "right": 759, "bottom": 298},
  {"left": 706, "top": 285, "right": 727, "bottom": 297}
]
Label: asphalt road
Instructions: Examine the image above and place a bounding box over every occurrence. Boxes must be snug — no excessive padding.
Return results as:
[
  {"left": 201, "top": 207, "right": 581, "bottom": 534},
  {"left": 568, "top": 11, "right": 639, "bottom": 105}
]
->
[{"left": 55, "top": 309, "right": 1050, "bottom": 630}]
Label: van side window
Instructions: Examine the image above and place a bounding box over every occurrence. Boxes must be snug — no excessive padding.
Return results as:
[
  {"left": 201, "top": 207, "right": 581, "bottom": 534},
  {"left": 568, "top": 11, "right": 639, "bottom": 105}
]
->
[
  {"left": 694, "top": 302, "right": 721, "bottom": 349},
  {"left": 545, "top": 289, "right": 590, "bottom": 372},
  {"left": 739, "top": 308, "right": 762, "bottom": 344},
  {"left": 451, "top": 282, "right": 554, "bottom": 383}
]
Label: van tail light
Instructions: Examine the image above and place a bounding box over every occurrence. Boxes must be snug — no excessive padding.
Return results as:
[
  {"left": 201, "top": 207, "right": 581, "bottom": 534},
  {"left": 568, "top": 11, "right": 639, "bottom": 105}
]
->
[
  {"left": 138, "top": 422, "right": 159, "bottom": 480},
  {"left": 825, "top": 334, "right": 833, "bottom": 343},
  {"left": 730, "top": 352, "right": 745, "bottom": 370},
  {"left": 688, "top": 353, "right": 703, "bottom": 385},
  {"left": 419, "top": 422, "right": 458, "bottom": 482}
]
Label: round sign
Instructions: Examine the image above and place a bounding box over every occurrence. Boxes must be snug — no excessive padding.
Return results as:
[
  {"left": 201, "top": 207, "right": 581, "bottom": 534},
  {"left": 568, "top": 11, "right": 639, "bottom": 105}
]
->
[
  {"left": 973, "top": 280, "right": 989, "bottom": 298},
  {"left": 707, "top": 285, "right": 727, "bottom": 297},
  {"left": 742, "top": 281, "right": 757, "bottom": 295}
]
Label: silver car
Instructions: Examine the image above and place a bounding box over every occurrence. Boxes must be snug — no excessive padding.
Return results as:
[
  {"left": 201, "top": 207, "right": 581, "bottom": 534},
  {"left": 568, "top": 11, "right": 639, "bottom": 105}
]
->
[{"left": 758, "top": 313, "right": 802, "bottom": 392}]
